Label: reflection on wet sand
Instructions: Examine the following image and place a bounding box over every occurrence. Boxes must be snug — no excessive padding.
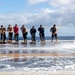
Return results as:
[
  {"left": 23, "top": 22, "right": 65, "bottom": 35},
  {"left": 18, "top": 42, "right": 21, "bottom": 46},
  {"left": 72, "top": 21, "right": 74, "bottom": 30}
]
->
[{"left": 0, "top": 41, "right": 75, "bottom": 71}]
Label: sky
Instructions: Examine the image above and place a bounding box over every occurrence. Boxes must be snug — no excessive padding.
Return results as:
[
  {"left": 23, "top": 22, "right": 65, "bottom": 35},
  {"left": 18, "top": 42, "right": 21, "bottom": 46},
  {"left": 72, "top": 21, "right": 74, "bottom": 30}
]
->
[{"left": 0, "top": 0, "right": 75, "bottom": 37}]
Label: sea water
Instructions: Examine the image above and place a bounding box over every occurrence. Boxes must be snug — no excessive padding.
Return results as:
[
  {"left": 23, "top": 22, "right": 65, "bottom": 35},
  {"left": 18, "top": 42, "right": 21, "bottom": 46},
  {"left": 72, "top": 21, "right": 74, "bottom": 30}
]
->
[{"left": 0, "top": 37, "right": 75, "bottom": 71}]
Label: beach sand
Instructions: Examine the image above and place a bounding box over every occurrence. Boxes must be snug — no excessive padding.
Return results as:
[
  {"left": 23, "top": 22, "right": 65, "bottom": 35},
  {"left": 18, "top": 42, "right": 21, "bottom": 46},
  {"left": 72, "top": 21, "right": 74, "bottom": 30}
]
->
[{"left": 0, "top": 71, "right": 75, "bottom": 75}]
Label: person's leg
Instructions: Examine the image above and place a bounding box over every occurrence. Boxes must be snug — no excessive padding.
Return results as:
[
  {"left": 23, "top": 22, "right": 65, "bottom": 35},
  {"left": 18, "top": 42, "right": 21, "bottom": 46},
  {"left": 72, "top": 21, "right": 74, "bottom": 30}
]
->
[
  {"left": 39, "top": 33, "right": 41, "bottom": 41},
  {"left": 33, "top": 34, "right": 36, "bottom": 42},
  {"left": 1, "top": 33, "right": 3, "bottom": 41},
  {"left": 39, "top": 33, "right": 42, "bottom": 41},
  {"left": 16, "top": 33, "right": 19, "bottom": 42},
  {"left": 9, "top": 32, "right": 13, "bottom": 41},
  {"left": 3, "top": 32, "right": 6, "bottom": 42},
  {"left": 9, "top": 33, "right": 11, "bottom": 40},
  {"left": 23, "top": 33, "right": 27, "bottom": 42},
  {"left": 14, "top": 34, "right": 16, "bottom": 41},
  {"left": 42, "top": 33, "right": 45, "bottom": 41},
  {"left": 34, "top": 34, "right": 36, "bottom": 41},
  {"left": 8, "top": 33, "right": 10, "bottom": 40},
  {"left": 31, "top": 34, "right": 33, "bottom": 41},
  {"left": 11, "top": 32, "right": 13, "bottom": 40},
  {"left": 51, "top": 34, "right": 54, "bottom": 42},
  {"left": 23, "top": 33, "right": 25, "bottom": 42},
  {"left": 55, "top": 34, "right": 58, "bottom": 42},
  {"left": 26, "top": 32, "right": 27, "bottom": 39},
  {"left": 32, "top": 34, "right": 35, "bottom": 41},
  {"left": 25, "top": 32, "right": 27, "bottom": 42},
  {"left": 0, "top": 33, "right": 1, "bottom": 41}
]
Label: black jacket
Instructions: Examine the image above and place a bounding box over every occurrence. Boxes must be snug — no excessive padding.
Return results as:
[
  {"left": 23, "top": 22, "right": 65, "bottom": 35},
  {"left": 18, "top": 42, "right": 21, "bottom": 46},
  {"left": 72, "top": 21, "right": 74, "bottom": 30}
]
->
[
  {"left": 38, "top": 27, "right": 44, "bottom": 33},
  {"left": 30, "top": 28, "right": 36, "bottom": 34}
]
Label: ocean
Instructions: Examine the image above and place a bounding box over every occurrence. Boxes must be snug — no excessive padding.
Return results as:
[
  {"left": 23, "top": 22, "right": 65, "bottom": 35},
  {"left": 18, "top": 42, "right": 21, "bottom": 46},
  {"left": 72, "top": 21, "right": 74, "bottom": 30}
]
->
[{"left": 5, "top": 36, "right": 75, "bottom": 40}]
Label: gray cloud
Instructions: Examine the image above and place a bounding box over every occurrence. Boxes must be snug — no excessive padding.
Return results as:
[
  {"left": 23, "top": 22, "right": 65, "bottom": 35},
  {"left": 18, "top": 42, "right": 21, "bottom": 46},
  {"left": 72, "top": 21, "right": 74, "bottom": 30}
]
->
[
  {"left": 0, "top": 1, "right": 75, "bottom": 28},
  {"left": 27, "top": 0, "right": 47, "bottom": 5}
]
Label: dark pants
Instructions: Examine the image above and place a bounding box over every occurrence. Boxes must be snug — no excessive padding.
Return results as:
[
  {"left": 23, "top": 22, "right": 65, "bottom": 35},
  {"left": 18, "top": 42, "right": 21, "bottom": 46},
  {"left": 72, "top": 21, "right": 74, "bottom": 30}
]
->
[
  {"left": 23, "top": 32, "right": 28, "bottom": 41},
  {"left": 52, "top": 33, "right": 57, "bottom": 41},
  {"left": 14, "top": 33, "right": 19, "bottom": 42},
  {"left": 1, "top": 32, "right": 6, "bottom": 42},
  {"left": 8, "top": 32, "right": 13, "bottom": 40},
  {"left": 39, "top": 33, "right": 45, "bottom": 41},
  {"left": 31, "top": 33, "right": 36, "bottom": 41}
]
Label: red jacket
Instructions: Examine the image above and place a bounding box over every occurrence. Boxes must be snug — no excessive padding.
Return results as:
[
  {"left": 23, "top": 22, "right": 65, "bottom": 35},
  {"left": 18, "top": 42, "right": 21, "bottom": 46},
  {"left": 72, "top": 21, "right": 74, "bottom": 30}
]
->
[{"left": 13, "top": 26, "right": 19, "bottom": 34}]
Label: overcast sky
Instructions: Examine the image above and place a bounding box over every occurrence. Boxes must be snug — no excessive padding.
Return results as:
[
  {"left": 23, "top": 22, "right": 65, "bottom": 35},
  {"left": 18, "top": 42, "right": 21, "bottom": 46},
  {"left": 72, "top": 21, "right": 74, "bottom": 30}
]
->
[{"left": 0, "top": 0, "right": 75, "bottom": 36}]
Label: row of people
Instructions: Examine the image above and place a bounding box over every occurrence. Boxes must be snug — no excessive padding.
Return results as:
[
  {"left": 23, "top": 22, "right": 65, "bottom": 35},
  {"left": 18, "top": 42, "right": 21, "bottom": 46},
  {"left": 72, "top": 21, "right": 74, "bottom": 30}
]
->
[{"left": 0, "top": 24, "right": 58, "bottom": 43}]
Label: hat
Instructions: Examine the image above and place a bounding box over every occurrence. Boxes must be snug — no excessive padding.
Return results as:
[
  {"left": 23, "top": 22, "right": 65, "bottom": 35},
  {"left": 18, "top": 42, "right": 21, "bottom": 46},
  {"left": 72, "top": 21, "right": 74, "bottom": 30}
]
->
[{"left": 1, "top": 25, "right": 3, "bottom": 27}]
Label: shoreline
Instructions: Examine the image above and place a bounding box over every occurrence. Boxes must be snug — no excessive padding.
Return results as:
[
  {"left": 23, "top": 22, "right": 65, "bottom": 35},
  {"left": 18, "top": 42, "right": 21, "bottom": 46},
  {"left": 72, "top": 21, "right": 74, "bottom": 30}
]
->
[
  {"left": 4, "top": 40, "right": 75, "bottom": 42},
  {"left": 0, "top": 40, "right": 74, "bottom": 45}
]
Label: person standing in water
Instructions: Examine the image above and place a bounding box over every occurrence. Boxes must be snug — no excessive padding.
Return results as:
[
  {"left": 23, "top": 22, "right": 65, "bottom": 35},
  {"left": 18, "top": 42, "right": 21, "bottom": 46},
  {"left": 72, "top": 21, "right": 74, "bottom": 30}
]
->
[
  {"left": 7, "top": 24, "right": 13, "bottom": 42},
  {"left": 0, "top": 25, "right": 6, "bottom": 43},
  {"left": 30, "top": 26, "right": 36, "bottom": 42},
  {"left": 13, "top": 24, "right": 19, "bottom": 42},
  {"left": 20, "top": 25, "right": 28, "bottom": 43},
  {"left": 50, "top": 24, "right": 58, "bottom": 42},
  {"left": 38, "top": 25, "right": 45, "bottom": 41}
]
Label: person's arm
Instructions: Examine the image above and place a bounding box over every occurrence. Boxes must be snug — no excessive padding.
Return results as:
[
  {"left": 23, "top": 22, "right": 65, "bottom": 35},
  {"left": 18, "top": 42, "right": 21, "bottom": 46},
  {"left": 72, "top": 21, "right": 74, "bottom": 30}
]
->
[
  {"left": 33, "top": 29, "right": 36, "bottom": 33},
  {"left": 13, "top": 27, "right": 14, "bottom": 32},
  {"left": 30, "top": 29, "right": 32, "bottom": 34},
  {"left": 11, "top": 27, "right": 13, "bottom": 32},
  {"left": 25, "top": 28, "right": 26, "bottom": 33},
  {"left": 0, "top": 29, "right": 1, "bottom": 33},
  {"left": 38, "top": 28, "right": 40, "bottom": 31},
  {"left": 43, "top": 28, "right": 44, "bottom": 32},
  {"left": 35, "top": 29, "right": 36, "bottom": 33},
  {"left": 0, "top": 28, "right": 2, "bottom": 33},
  {"left": 16, "top": 27, "right": 19, "bottom": 34},
  {"left": 7, "top": 27, "right": 12, "bottom": 33},
  {"left": 23, "top": 28, "right": 26, "bottom": 33},
  {"left": 53, "top": 28, "right": 57, "bottom": 35},
  {"left": 3, "top": 28, "right": 6, "bottom": 32},
  {"left": 7, "top": 28, "right": 10, "bottom": 33},
  {"left": 50, "top": 28, "right": 52, "bottom": 32}
]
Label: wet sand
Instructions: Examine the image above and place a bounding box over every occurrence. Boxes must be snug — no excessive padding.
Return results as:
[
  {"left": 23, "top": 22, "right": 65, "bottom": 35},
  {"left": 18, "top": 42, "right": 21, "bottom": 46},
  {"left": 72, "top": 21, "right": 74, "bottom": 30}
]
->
[
  {"left": 0, "top": 53, "right": 75, "bottom": 57},
  {"left": 0, "top": 71, "right": 75, "bottom": 75},
  {"left": 0, "top": 40, "right": 75, "bottom": 74}
]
